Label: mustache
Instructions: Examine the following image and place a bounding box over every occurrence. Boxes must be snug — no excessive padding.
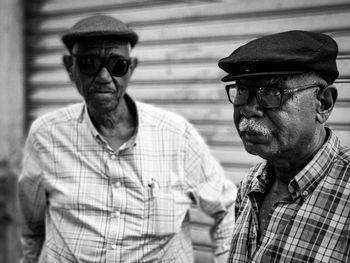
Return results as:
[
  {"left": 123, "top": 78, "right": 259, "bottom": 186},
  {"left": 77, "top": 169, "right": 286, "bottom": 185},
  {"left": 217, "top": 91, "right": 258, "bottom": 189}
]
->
[
  {"left": 238, "top": 118, "right": 272, "bottom": 136},
  {"left": 88, "top": 77, "right": 118, "bottom": 93}
]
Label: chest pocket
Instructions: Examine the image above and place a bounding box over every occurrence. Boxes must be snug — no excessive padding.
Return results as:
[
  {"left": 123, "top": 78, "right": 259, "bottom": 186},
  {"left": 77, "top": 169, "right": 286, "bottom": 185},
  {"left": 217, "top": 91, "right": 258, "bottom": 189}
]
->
[{"left": 142, "top": 180, "right": 192, "bottom": 236}]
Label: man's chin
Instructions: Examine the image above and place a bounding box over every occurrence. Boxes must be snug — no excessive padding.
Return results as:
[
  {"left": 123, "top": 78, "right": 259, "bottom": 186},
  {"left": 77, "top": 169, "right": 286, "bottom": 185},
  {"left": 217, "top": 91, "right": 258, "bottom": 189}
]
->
[
  {"left": 243, "top": 138, "right": 270, "bottom": 155},
  {"left": 243, "top": 142, "right": 278, "bottom": 160},
  {"left": 87, "top": 99, "right": 119, "bottom": 113},
  {"left": 241, "top": 132, "right": 269, "bottom": 144}
]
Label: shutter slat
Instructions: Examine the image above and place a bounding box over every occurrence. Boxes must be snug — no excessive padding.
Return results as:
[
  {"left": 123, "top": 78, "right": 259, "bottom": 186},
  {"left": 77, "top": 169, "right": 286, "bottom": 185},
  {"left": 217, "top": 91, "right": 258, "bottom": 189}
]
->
[
  {"left": 28, "top": 59, "right": 350, "bottom": 87},
  {"left": 30, "top": 0, "right": 350, "bottom": 31},
  {"left": 28, "top": 35, "right": 350, "bottom": 71},
  {"left": 28, "top": 11, "right": 350, "bottom": 50}
]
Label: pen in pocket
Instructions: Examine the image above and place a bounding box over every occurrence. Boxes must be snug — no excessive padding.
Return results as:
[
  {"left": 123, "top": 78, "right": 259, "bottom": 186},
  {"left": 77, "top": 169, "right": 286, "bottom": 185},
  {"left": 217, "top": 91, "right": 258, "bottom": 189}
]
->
[{"left": 148, "top": 178, "right": 159, "bottom": 198}]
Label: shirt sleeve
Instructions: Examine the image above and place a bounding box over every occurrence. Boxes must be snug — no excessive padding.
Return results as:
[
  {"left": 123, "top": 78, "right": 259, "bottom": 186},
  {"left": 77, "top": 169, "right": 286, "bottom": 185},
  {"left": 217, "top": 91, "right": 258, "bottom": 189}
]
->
[
  {"left": 18, "top": 128, "right": 47, "bottom": 263},
  {"left": 183, "top": 122, "right": 237, "bottom": 257}
]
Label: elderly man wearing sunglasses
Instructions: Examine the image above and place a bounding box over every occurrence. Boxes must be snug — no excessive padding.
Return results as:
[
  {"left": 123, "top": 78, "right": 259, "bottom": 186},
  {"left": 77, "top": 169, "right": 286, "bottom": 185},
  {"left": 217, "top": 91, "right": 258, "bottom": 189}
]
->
[
  {"left": 18, "top": 15, "right": 237, "bottom": 263},
  {"left": 219, "top": 31, "right": 350, "bottom": 263}
]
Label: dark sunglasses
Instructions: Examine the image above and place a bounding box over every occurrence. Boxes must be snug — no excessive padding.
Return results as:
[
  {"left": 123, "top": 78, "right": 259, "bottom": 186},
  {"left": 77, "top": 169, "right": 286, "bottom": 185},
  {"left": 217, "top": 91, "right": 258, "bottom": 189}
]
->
[
  {"left": 73, "top": 55, "right": 131, "bottom": 77},
  {"left": 225, "top": 83, "right": 319, "bottom": 109}
]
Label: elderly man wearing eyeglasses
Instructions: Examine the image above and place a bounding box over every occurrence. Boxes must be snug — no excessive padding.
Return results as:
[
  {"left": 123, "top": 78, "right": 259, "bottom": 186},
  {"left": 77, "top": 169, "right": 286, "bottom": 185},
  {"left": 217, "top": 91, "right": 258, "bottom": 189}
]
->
[
  {"left": 18, "top": 15, "right": 237, "bottom": 263},
  {"left": 218, "top": 31, "right": 350, "bottom": 263}
]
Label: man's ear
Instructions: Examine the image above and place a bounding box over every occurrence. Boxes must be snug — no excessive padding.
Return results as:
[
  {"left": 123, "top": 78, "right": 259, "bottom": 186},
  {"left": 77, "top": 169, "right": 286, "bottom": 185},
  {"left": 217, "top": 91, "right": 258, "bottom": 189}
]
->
[
  {"left": 62, "top": 54, "right": 74, "bottom": 81},
  {"left": 126, "top": 57, "right": 138, "bottom": 82},
  {"left": 316, "top": 85, "right": 338, "bottom": 124},
  {"left": 130, "top": 57, "right": 138, "bottom": 74}
]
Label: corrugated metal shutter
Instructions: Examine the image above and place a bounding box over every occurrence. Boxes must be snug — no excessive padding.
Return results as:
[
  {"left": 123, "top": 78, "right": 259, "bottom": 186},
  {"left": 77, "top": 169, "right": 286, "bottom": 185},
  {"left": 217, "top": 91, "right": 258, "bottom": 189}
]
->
[{"left": 25, "top": 0, "right": 350, "bottom": 261}]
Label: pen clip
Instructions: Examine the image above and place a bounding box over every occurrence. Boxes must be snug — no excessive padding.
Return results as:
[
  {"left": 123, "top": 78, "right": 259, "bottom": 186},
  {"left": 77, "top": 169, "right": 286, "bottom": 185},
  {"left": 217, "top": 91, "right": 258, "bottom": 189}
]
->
[{"left": 148, "top": 178, "right": 159, "bottom": 198}]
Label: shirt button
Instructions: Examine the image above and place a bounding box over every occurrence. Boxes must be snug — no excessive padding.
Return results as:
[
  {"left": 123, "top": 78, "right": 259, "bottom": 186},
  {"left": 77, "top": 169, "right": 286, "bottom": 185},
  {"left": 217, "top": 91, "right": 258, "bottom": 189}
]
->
[
  {"left": 115, "top": 181, "right": 121, "bottom": 188},
  {"left": 302, "top": 190, "right": 308, "bottom": 198},
  {"left": 111, "top": 244, "right": 117, "bottom": 249},
  {"left": 115, "top": 211, "right": 120, "bottom": 217},
  {"left": 110, "top": 154, "right": 116, "bottom": 160}
]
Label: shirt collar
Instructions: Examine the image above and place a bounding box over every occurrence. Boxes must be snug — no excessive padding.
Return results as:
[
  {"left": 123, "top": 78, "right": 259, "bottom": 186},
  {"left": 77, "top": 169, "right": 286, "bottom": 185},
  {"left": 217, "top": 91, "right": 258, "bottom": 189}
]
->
[
  {"left": 82, "top": 93, "right": 140, "bottom": 152},
  {"left": 249, "top": 162, "right": 272, "bottom": 195},
  {"left": 248, "top": 127, "right": 340, "bottom": 201},
  {"left": 289, "top": 127, "right": 339, "bottom": 200}
]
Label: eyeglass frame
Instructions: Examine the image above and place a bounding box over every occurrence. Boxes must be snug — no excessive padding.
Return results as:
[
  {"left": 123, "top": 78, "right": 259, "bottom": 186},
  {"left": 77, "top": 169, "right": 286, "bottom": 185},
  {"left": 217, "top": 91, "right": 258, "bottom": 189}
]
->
[
  {"left": 225, "top": 83, "right": 320, "bottom": 109},
  {"left": 72, "top": 54, "right": 132, "bottom": 77}
]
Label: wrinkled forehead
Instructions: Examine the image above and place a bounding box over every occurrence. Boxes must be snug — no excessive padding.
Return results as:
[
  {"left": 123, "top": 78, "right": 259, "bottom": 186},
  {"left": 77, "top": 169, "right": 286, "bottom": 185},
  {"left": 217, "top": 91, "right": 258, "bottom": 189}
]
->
[
  {"left": 236, "top": 75, "right": 287, "bottom": 86},
  {"left": 71, "top": 38, "right": 131, "bottom": 56}
]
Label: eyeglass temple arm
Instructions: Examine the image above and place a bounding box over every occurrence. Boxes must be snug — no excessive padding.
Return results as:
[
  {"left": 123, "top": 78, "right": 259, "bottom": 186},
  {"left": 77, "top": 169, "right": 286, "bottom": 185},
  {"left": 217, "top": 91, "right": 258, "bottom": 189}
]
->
[{"left": 284, "top": 85, "right": 320, "bottom": 94}]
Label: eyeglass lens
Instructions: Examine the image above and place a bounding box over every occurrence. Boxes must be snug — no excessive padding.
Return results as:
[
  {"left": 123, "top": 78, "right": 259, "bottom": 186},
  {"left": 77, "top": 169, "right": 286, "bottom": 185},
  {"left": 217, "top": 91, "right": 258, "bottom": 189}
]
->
[
  {"left": 228, "top": 85, "right": 282, "bottom": 109},
  {"left": 76, "top": 56, "right": 130, "bottom": 77},
  {"left": 256, "top": 88, "right": 281, "bottom": 108}
]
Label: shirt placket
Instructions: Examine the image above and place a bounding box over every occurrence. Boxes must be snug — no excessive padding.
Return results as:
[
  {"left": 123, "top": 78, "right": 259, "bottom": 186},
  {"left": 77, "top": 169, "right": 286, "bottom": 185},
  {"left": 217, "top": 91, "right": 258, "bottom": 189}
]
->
[
  {"left": 105, "top": 150, "right": 125, "bottom": 262},
  {"left": 248, "top": 194, "right": 261, "bottom": 259},
  {"left": 253, "top": 197, "right": 296, "bottom": 262}
]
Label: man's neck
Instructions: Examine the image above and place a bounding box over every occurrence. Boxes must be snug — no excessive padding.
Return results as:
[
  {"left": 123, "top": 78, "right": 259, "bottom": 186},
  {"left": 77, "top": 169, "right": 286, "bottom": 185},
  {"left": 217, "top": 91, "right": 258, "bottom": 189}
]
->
[
  {"left": 270, "top": 129, "right": 327, "bottom": 184},
  {"left": 88, "top": 98, "right": 136, "bottom": 150}
]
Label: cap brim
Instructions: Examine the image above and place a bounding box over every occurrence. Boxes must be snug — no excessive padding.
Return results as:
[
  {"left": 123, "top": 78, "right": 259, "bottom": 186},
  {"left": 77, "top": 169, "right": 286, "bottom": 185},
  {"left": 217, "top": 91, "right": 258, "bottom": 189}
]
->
[
  {"left": 221, "top": 70, "right": 305, "bottom": 82},
  {"left": 62, "top": 31, "right": 139, "bottom": 51}
]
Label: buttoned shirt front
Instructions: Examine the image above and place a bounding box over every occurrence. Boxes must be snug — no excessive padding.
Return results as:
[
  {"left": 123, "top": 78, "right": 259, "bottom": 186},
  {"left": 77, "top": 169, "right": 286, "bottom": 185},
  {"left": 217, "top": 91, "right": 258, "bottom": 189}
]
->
[
  {"left": 228, "top": 128, "right": 350, "bottom": 262},
  {"left": 19, "top": 96, "right": 236, "bottom": 263}
]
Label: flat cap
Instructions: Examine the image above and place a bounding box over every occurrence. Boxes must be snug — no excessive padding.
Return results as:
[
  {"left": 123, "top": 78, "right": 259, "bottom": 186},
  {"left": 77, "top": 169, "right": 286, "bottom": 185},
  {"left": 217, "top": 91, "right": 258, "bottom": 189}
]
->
[
  {"left": 62, "top": 15, "right": 139, "bottom": 51},
  {"left": 218, "top": 30, "right": 339, "bottom": 84}
]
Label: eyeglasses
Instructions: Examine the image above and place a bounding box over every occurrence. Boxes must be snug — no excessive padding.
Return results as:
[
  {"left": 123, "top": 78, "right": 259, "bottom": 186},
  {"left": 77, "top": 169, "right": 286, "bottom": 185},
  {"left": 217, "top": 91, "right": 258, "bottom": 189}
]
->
[
  {"left": 72, "top": 55, "right": 131, "bottom": 77},
  {"left": 225, "top": 84, "right": 319, "bottom": 109}
]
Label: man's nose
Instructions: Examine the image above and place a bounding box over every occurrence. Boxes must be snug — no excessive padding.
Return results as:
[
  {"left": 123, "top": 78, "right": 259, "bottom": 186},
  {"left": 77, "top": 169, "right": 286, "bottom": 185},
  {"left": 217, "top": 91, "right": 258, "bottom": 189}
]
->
[
  {"left": 95, "top": 66, "right": 112, "bottom": 82},
  {"left": 240, "top": 91, "right": 263, "bottom": 118}
]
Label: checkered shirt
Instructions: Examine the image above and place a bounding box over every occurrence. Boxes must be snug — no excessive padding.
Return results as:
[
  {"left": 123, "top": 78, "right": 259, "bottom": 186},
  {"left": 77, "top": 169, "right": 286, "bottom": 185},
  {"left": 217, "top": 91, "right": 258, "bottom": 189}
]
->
[
  {"left": 228, "top": 128, "right": 350, "bottom": 262},
  {"left": 19, "top": 96, "right": 236, "bottom": 263}
]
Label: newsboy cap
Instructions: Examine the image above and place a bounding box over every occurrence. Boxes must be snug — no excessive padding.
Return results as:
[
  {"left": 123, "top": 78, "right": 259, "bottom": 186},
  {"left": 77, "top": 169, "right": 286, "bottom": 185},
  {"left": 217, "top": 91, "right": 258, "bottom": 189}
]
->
[
  {"left": 62, "top": 15, "right": 139, "bottom": 51},
  {"left": 218, "top": 30, "right": 339, "bottom": 85}
]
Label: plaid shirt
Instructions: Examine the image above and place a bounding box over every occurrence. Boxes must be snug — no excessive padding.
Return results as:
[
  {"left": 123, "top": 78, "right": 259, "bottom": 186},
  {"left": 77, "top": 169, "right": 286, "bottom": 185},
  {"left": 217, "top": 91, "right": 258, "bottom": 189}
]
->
[
  {"left": 19, "top": 96, "right": 236, "bottom": 263},
  {"left": 228, "top": 128, "right": 350, "bottom": 263}
]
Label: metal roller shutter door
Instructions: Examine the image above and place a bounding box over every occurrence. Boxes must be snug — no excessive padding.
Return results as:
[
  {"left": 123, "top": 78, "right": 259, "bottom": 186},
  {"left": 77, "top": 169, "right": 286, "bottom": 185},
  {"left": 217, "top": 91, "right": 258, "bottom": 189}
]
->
[{"left": 25, "top": 1, "right": 350, "bottom": 261}]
